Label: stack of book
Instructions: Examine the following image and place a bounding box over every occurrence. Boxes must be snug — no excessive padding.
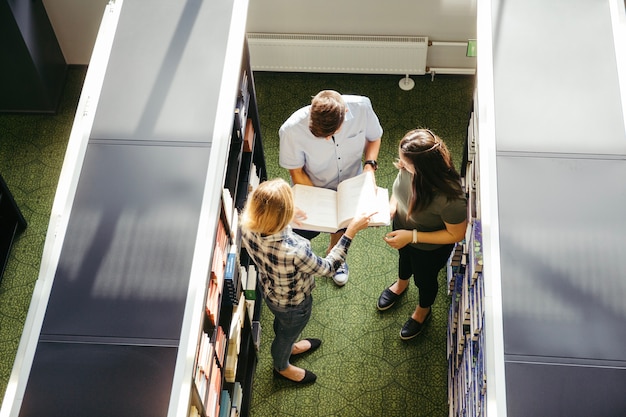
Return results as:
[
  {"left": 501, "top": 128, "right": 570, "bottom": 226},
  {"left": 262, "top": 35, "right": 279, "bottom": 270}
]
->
[
  {"left": 447, "top": 242, "right": 464, "bottom": 294},
  {"left": 447, "top": 105, "right": 486, "bottom": 417},
  {"left": 205, "top": 361, "right": 222, "bottom": 417},
  {"left": 207, "top": 216, "right": 230, "bottom": 325},
  {"left": 249, "top": 163, "right": 260, "bottom": 192},
  {"left": 219, "top": 389, "right": 231, "bottom": 417},
  {"left": 239, "top": 264, "right": 258, "bottom": 324},
  {"left": 223, "top": 245, "right": 240, "bottom": 305},
  {"left": 230, "top": 382, "right": 243, "bottom": 416},
  {"left": 225, "top": 292, "right": 247, "bottom": 382},
  {"left": 195, "top": 330, "right": 215, "bottom": 404}
]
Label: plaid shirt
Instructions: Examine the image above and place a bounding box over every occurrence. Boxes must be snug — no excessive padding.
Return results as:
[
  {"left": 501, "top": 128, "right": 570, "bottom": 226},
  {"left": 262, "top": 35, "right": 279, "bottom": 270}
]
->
[{"left": 241, "top": 226, "right": 351, "bottom": 308}]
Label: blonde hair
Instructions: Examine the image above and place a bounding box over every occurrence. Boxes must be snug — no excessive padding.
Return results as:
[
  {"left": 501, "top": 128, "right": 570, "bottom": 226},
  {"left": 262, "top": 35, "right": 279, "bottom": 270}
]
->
[{"left": 240, "top": 178, "right": 294, "bottom": 235}]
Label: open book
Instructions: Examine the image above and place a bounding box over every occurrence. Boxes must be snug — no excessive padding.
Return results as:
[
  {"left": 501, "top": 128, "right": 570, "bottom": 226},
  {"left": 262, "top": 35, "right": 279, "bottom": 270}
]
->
[{"left": 292, "top": 172, "right": 391, "bottom": 233}]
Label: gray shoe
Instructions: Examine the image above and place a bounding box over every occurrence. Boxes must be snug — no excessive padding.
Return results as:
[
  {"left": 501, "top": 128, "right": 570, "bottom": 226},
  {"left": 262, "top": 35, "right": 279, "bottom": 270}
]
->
[{"left": 333, "top": 262, "right": 349, "bottom": 286}]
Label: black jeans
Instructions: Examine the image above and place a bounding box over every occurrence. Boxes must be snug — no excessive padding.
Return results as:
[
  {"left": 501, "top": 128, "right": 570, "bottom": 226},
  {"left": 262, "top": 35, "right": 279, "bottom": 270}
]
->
[
  {"left": 293, "top": 229, "right": 321, "bottom": 241},
  {"left": 397, "top": 243, "right": 454, "bottom": 308}
]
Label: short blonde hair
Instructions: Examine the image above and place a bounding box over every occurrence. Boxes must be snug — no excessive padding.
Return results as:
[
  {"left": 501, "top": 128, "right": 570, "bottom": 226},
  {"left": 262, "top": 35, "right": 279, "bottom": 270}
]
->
[{"left": 240, "top": 178, "right": 294, "bottom": 235}]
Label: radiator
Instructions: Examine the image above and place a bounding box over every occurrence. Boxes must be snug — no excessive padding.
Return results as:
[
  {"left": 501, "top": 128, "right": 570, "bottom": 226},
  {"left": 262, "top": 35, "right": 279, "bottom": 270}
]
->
[{"left": 246, "top": 33, "right": 429, "bottom": 75}]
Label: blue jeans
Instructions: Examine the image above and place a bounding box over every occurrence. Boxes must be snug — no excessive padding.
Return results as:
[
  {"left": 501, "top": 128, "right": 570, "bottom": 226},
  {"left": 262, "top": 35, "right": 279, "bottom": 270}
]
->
[{"left": 265, "top": 295, "right": 313, "bottom": 371}]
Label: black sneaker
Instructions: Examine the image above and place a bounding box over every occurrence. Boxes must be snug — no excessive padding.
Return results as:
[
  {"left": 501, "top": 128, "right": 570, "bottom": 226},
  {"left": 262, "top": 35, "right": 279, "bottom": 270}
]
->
[{"left": 400, "top": 309, "right": 432, "bottom": 340}]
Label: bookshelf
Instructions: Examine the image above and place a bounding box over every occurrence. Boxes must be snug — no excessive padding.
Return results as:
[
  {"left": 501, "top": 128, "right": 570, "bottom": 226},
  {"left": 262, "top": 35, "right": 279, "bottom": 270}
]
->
[
  {"left": 447, "top": 96, "right": 486, "bottom": 417},
  {"left": 448, "top": 0, "right": 626, "bottom": 416},
  {"left": 0, "top": 1, "right": 266, "bottom": 417}
]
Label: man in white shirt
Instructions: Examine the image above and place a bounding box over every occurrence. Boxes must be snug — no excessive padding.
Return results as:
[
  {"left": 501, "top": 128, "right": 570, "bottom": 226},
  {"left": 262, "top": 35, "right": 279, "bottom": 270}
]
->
[{"left": 279, "top": 90, "right": 383, "bottom": 286}]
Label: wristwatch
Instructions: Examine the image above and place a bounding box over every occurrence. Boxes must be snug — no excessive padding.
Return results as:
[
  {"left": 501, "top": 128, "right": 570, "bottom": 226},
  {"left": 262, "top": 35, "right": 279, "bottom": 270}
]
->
[{"left": 364, "top": 160, "right": 378, "bottom": 171}]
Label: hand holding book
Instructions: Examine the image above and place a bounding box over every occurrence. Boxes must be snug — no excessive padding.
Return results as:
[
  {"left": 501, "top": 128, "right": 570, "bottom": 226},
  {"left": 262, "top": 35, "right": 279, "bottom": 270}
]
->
[{"left": 291, "top": 172, "right": 391, "bottom": 233}]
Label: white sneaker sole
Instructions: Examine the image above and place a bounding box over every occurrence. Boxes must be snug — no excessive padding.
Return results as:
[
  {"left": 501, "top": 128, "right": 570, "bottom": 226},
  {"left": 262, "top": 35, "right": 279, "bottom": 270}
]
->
[{"left": 333, "top": 271, "right": 348, "bottom": 286}]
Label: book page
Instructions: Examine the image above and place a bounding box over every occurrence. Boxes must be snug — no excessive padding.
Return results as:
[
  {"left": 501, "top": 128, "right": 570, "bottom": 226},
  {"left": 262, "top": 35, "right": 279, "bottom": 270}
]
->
[
  {"left": 292, "top": 184, "right": 339, "bottom": 233},
  {"left": 336, "top": 172, "right": 390, "bottom": 229},
  {"left": 370, "top": 186, "right": 392, "bottom": 227},
  {"left": 336, "top": 172, "right": 373, "bottom": 228}
]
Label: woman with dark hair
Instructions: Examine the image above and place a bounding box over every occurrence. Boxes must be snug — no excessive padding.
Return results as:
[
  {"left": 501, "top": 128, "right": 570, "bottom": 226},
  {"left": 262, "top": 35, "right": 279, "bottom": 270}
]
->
[{"left": 377, "top": 129, "right": 468, "bottom": 340}]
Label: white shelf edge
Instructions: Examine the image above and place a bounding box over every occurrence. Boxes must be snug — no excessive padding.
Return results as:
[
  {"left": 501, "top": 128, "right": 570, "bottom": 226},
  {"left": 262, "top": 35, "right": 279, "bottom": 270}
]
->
[
  {"left": 476, "top": 0, "right": 508, "bottom": 416},
  {"left": 167, "top": 0, "right": 251, "bottom": 416}
]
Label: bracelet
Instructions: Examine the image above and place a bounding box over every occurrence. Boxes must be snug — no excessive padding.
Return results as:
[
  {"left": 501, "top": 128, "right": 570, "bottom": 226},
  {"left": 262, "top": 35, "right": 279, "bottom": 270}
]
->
[{"left": 412, "top": 229, "right": 418, "bottom": 244}]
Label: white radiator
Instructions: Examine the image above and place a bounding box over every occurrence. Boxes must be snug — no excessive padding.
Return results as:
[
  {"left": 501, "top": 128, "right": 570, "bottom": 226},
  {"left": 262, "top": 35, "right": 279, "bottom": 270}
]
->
[{"left": 247, "top": 33, "right": 429, "bottom": 75}]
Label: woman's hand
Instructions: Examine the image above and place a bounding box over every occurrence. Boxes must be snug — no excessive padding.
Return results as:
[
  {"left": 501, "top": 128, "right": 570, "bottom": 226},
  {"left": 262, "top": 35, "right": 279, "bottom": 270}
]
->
[
  {"left": 345, "top": 212, "right": 376, "bottom": 238},
  {"left": 383, "top": 229, "right": 412, "bottom": 249},
  {"left": 292, "top": 207, "right": 307, "bottom": 227}
]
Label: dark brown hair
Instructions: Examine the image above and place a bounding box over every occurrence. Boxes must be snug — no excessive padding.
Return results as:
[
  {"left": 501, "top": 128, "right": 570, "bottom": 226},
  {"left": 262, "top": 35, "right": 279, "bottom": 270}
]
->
[
  {"left": 396, "top": 129, "right": 463, "bottom": 215},
  {"left": 309, "top": 90, "right": 346, "bottom": 138}
]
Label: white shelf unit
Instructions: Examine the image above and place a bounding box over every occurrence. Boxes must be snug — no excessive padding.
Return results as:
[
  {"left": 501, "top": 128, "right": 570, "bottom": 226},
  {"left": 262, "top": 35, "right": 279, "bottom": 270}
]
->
[{"left": 0, "top": 1, "right": 266, "bottom": 416}]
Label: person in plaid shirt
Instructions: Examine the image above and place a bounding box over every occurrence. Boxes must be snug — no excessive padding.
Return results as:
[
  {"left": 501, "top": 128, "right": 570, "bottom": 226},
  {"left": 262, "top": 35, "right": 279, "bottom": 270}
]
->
[{"left": 240, "top": 178, "right": 373, "bottom": 384}]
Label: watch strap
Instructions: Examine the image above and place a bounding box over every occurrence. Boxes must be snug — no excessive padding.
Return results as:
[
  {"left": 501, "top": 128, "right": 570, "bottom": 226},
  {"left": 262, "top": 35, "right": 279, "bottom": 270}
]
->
[{"left": 364, "top": 160, "right": 378, "bottom": 170}]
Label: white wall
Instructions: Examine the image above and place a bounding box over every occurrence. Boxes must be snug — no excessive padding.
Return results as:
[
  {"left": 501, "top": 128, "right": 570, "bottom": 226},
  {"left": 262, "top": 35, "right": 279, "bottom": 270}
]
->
[
  {"left": 246, "top": 0, "right": 477, "bottom": 69},
  {"left": 43, "top": 0, "right": 476, "bottom": 69}
]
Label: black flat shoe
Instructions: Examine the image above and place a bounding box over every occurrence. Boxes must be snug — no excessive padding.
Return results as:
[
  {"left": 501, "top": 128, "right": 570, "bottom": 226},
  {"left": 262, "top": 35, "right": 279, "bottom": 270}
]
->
[
  {"left": 273, "top": 368, "right": 317, "bottom": 384},
  {"left": 291, "top": 338, "right": 322, "bottom": 358},
  {"left": 400, "top": 309, "right": 432, "bottom": 340},
  {"left": 377, "top": 286, "right": 406, "bottom": 311}
]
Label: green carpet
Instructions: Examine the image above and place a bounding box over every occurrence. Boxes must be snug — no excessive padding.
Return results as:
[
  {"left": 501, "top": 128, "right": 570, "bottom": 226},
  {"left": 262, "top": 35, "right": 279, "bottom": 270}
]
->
[
  {"left": 0, "top": 68, "right": 474, "bottom": 416},
  {"left": 0, "top": 66, "right": 88, "bottom": 401},
  {"left": 249, "top": 72, "right": 474, "bottom": 417}
]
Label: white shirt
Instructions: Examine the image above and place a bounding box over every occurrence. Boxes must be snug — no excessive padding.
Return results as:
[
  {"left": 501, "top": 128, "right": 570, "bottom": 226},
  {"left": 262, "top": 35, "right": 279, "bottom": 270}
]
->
[{"left": 279, "top": 95, "right": 383, "bottom": 190}]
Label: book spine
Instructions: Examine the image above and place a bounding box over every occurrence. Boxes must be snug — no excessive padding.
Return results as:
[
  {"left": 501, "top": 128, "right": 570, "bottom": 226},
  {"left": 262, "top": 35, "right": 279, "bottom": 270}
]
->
[{"left": 223, "top": 247, "right": 239, "bottom": 305}]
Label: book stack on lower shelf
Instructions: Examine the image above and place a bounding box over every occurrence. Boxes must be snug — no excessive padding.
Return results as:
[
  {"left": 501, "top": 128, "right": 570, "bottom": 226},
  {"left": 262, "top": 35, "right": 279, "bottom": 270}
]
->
[
  {"left": 447, "top": 106, "right": 486, "bottom": 417},
  {"left": 206, "top": 215, "right": 231, "bottom": 325},
  {"left": 192, "top": 160, "right": 266, "bottom": 415},
  {"left": 193, "top": 194, "right": 253, "bottom": 417},
  {"left": 225, "top": 292, "right": 246, "bottom": 382},
  {"left": 241, "top": 263, "right": 262, "bottom": 352},
  {"left": 194, "top": 205, "right": 232, "bottom": 416},
  {"left": 447, "top": 221, "right": 486, "bottom": 417},
  {"left": 191, "top": 55, "right": 266, "bottom": 414}
]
